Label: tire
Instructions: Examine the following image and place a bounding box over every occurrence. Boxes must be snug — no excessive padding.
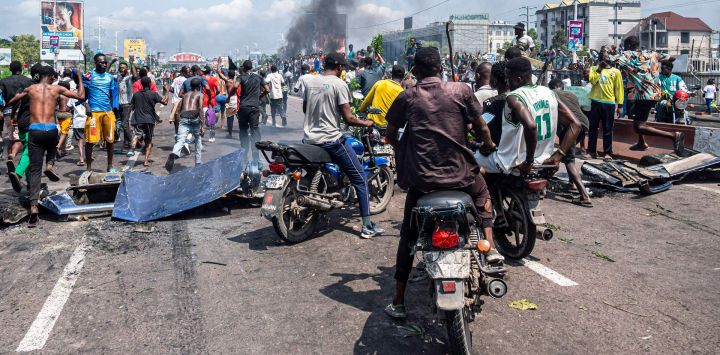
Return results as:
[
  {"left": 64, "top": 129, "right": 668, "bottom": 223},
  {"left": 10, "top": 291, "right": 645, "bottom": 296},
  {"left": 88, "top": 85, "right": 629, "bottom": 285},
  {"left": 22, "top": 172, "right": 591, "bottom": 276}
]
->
[
  {"left": 494, "top": 189, "right": 536, "bottom": 259},
  {"left": 272, "top": 184, "right": 319, "bottom": 243},
  {"left": 368, "top": 166, "right": 394, "bottom": 215},
  {"left": 445, "top": 309, "right": 472, "bottom": 355}
]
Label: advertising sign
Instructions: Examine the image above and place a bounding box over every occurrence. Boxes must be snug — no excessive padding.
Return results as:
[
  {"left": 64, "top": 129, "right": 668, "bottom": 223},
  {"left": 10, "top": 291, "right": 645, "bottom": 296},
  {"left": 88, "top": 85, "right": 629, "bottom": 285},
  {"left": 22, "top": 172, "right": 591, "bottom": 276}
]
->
[
  {"left": 40, "top": 1, "right": 84, "bottom": 61},
  {"left": 0, "top": 48, "right": 11, "bottom": 66},
  {"left": 124, "top": 38, "right": 146, "bottom": 62},
  {"left": 567, "top": 20, "right": 583, "bottom": 52}
]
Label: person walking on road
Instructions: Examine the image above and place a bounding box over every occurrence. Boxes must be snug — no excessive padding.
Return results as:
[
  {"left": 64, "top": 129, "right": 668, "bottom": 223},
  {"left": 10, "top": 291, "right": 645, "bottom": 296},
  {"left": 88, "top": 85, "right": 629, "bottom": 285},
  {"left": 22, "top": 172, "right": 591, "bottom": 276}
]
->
[
  {"left": 83, "top": 53, "right": 120, "bottom": 172},
  {"left": 382, "top": 47, "right": 499, "bottom": 319},
  {"left": 704, "top": 79, "right": 717, "bottom": 114},
  {"left": 237, "top": 60, "right": 269, "bottom": 162},
  {"left": 265, "top": 65, "right": 287, "bottom": 127},
  {"left": 116, "top": 58, "right": 137, "bottom": 152},
  {"left": 302, "top": 52, "right": 383, "bottom": 239},
  {"left": 165, "top": 78, "right": 205, "bottom": 172},
  {"left": 6, "top": 66, "right": 85, "bottom": 227},
  {"left": 129, "top": 77, "right": 169, "bottom": 167},
  {"left": 587, "top": 56, "right": 623, "bottom": 158},
  {"left": 217, "top": 61, "right": 240, "bottom": 137}
]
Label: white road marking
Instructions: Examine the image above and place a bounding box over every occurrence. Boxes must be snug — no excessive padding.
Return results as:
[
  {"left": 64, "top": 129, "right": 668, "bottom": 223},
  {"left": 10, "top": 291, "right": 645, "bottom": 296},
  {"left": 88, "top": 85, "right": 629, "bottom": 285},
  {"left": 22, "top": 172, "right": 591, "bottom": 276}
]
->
[
  {"left": 518, "top": 258, "right": 578, "bottom": 287},
  {"left": 123, "top": 152, "right": 140, "bottom": 172},
  {"left": 16, "top": 240, "right": 88, "bottom": 352},
  {"left": 684, "top": 184, "right": 720, "bottom": 195}
]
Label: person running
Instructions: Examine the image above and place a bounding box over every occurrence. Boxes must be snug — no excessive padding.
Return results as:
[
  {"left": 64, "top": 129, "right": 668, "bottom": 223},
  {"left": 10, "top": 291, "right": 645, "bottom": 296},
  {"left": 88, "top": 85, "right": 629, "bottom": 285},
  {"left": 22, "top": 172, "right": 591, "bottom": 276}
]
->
[
  {"left": 587, "top": 55, "right": 624, "bottom": 158},
  {"left": 1, "top": 61, "right": 34, "bottom": 180},
  {"left": 201, "top": 66, "right": 220, "bottom": 142},
  {"left": 613, "top": 36, "right": 685, "bottom": 154},
  {"left": 302, "top": 52, "right": 383, "bottom": 239},
  {"left": 358, "top": 65, "right": 405, "bottom": 127},
  {"left": 54, "top": 80, "right": 73, "bottom": 159},
  {"left": 265, "top": 65, "right": 286, "bottom": 127},
  {"left": 217, "top": 61, "right": 239, "bottom": 137},
  {"left": 237, "top": 60, "right": 269, "bottom": 162},
  {"left": 382, "top": 47, "right": 498, "bottom": 319},
  {"left": 83, "top": 53, "right": 120, "bottom": 172},
  {"left": 6, "top": 66, "right": 84, "bottom": 226},
  {"left": 169, "top": 66, "right": 190, "bottom": 135},
  {"left": 165, "top": 78, "right": 205, "bottom": 172},
  {"left": 129, "top": 77, "right": 169, "bottom": 167}
]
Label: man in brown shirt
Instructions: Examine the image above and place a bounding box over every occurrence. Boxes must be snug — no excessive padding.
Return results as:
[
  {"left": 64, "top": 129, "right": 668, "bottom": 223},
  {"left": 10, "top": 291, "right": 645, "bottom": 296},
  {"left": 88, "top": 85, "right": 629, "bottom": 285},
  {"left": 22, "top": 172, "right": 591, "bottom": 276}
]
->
[{"left": 383, "top": 47, "right": 500, "bottom": 319}]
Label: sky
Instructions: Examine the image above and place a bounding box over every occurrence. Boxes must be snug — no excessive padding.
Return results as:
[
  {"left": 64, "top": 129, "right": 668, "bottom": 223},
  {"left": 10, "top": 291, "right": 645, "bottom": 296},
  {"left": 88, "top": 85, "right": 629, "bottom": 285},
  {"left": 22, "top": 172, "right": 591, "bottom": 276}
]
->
[{"left": 0, "top": 0, "right": 718, "bottom": 58}]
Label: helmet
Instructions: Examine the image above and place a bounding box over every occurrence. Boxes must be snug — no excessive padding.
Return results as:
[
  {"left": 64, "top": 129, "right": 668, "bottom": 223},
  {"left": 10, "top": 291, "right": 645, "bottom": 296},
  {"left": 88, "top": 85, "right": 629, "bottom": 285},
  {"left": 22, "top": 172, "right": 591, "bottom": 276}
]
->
[
  {"left": 346, "top": 136, "right": 365, "bottom": 156},
  {"left": 673, "top": 90, "right": 689, "bottom": 101}
]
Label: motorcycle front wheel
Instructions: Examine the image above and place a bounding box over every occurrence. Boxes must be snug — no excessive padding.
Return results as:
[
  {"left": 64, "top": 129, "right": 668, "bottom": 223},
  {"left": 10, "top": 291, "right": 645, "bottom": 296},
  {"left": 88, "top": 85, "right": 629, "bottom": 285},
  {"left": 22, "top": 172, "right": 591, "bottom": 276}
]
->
[
  {"left": 272, "top": 184, "right": 319, "bottom": 243},
  {"left": 494, "top": 189, "right": 537, "bottom": 259},
  {"left": 368, "top": 166, "right": 394, "bottom": 215},
  {"left": 445, "top": 308, "right": 472, "bottom": 355}
]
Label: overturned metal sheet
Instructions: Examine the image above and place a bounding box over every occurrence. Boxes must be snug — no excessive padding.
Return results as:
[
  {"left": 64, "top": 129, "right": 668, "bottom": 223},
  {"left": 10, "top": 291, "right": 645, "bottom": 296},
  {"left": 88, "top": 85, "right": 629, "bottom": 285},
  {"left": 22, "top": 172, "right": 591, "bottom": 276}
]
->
[
  {"left": 646, "top": 153, "right": 720, "bottom": 178},
  {"left": 112, "top": 149, "right": 245, "bottom": 222},
  {"left": 40, "top": 191, "right": 115, "bottom": 215}
]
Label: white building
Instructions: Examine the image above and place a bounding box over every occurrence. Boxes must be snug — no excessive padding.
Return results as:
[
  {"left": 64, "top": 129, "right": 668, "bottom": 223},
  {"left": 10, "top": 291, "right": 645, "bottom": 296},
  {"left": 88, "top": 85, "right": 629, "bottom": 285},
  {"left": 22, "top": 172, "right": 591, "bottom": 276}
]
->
[
  {"left": 488, "top": 21, "right": 516, "bottom": 52},
  {"left": 626, "top": 12, "right": 714, "bottom": 56},
  {"left": 535, "top": 0, "right": 641, "bottom": 51}
]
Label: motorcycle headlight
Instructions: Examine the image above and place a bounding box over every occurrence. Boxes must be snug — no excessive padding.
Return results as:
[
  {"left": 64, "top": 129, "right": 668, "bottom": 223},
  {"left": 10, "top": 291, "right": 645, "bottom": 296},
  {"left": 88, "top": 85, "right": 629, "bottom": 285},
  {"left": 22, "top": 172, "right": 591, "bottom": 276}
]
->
[{"left": 675, "top": 100, "right": 688, "bottom": 110}]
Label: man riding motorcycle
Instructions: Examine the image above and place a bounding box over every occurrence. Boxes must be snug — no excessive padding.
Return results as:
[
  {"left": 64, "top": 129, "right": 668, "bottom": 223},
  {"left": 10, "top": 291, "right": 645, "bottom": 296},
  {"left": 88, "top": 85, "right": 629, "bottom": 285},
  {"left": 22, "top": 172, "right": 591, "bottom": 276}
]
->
[
  {"left": 383, "top": 47, "right": 500, "bottom": 319},
  {"left": 475, "top": 57, "right": 581, "bottom": 176},
  {"left": 656, "top": 58, "right": 690, "bottom": 124}
]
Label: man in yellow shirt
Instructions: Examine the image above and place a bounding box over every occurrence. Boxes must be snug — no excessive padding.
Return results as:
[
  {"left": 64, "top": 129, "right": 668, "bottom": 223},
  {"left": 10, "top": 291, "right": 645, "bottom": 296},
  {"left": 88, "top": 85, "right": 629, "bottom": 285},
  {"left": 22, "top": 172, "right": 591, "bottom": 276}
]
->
[
  {"left": 359, "top": 65, "right": 405, "bottom": 126},
  {"left": 587, "top": 59, "right": 624, "bottom": 158}
]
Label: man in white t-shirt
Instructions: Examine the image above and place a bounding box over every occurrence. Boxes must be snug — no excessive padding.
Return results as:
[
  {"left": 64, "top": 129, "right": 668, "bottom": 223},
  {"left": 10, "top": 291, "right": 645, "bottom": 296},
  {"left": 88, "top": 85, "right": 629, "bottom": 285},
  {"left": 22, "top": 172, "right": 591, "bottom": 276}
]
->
[
  {"left": 512, "top": 22, "right": 536, "bottom": 58},
  {"left": 293, "top": 64, "right": 314, "bottom": 97},
  {"left": 704, "top": 79, "right": 717, "bottom": 113},
  {"left": 265, "top": 65, "right": 286, "bottom": 126},
  {"left": 169, "top": 66, "right": 189, "bottom": 134}
]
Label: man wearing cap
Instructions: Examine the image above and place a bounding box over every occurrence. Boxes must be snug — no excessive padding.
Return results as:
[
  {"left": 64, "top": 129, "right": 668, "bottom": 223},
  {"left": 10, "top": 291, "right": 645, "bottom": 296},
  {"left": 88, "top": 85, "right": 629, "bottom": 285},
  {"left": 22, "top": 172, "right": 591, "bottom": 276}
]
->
[
  {"left": 512, "top": 23, "right": 536, "bottom": 58},
  {"left": 359, "top": 65, "right": 405, "bottom": 127},
  {"left": 302, "top": 52, "right": 384, "bottom": 240}
]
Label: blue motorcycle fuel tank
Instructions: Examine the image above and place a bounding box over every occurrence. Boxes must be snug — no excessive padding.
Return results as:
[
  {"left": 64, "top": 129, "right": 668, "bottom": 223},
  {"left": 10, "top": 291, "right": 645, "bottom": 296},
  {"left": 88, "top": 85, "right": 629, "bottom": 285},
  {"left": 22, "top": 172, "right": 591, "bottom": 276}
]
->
[{"left": 346, "top": 136, "right": 365, "bottom": 156}]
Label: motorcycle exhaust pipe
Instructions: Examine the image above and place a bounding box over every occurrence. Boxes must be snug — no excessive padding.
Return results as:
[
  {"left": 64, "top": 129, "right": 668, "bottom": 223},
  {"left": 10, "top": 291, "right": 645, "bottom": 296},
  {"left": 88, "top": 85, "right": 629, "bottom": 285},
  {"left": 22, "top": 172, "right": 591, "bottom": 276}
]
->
[
  {"left": 537, "top": 226, "right": 554, "bottom": 241},
  {"left": 296, "top": 195, "right": 342, "bottom": 211},
  {"left": 482, "top": 278, "right": 507, "bottom": 298}
]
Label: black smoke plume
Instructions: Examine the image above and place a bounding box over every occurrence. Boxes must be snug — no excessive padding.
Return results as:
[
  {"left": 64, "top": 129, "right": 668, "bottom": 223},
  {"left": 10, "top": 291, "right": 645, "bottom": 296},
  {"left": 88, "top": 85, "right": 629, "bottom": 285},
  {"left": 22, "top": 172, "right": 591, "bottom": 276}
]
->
[{"left": 282, "top": 0, "right": 355, "bottom": 57}]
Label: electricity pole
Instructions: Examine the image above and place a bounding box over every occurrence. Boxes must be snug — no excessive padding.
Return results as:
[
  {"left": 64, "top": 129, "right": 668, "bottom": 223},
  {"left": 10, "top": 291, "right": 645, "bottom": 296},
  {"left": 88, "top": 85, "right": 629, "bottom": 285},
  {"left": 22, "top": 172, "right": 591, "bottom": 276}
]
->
[{"left": 519, "top": 6, "right": 537, "bottom": 30}]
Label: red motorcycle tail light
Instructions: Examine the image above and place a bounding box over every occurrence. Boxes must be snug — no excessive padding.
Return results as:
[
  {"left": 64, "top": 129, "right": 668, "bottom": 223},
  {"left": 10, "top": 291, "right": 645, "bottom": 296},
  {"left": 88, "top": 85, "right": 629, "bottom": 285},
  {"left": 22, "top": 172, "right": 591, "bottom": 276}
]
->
[
  {"left": 441, "top": 281, "right": 457, "bottom": 293},
  {"left": 269, "top": 162, "right": 285, "bottom": 174},
  {"left": 527, "top": 179, "right": 548, "bottom": 191},
  {"left": 432, "top": 225, "right": 460, "bottom": 249}
]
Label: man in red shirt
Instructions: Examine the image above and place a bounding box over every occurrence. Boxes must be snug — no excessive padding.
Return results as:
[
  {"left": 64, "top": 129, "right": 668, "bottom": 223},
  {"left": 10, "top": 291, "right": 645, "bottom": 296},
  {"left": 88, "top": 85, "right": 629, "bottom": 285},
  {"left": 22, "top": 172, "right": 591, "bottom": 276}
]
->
[
  {"left": 132, "top": 68, "right": 157, "bottom": 93},
  {"left": 202, "top": 66, "right": 220, "bottom": 142}
]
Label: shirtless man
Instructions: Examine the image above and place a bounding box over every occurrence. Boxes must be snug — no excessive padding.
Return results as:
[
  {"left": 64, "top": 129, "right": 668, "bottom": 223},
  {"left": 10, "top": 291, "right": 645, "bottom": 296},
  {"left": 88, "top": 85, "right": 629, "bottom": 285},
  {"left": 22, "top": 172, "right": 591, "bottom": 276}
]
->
[
  {"left": 217, "top": 59, "right": 240, "bottom": 137},
  {"left": 7, "top": 66, "right": 85, "bottom": 226},
  {"left": 164, "top": 78, "right": 205, "bottom": 172}
]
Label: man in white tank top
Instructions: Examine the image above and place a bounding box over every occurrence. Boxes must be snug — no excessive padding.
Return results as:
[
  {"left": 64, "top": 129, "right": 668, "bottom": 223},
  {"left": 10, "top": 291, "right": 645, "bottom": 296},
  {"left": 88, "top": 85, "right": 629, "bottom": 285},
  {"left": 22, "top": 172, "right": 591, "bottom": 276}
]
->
[{"left": 476, "top": 57, "right": 581, "bottom": 174}]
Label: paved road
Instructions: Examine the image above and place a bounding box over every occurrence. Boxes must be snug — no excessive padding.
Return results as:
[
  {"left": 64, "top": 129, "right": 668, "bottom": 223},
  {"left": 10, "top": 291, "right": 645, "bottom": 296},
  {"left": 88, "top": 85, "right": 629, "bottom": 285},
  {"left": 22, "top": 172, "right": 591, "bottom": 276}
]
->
[{"left": 1, "top": 96, "right": 719, "bottom": 354}]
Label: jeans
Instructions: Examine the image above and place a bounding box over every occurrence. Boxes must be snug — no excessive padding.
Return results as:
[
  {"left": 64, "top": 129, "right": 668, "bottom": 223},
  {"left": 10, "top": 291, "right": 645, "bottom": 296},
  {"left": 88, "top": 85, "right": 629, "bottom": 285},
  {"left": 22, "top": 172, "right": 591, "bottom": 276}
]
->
[
  {"left": 237, "top": 107, "right": 261, "bottom": 162},
  {"left": 588, "top": 100, "right": 615, "bottom": 155},
  {"left": 707, "top": 98, "right": 714, "bottom": 113},
  {"left": 119, "top": 104, "right": 134, "bottom": 148},
  {"left": 226, "top": 114, "right": 235, "bottom": 135},
  {"left": 394, "top": 176, "right": 492, "bottom": 282},
  {"left": 28, "top": 129, "right": 58, "bottom": 205},
  {"left": 270, "top": 98, "right": 286, "bottom": 126},
  {"left": 172, "top": 118, "right": 202, "bottom": 165},
  {"left": 315, "top": 139, "right": 370, "bottom": 218},
  {"left": 282, "top": 91, "right": 288, "bottom": 114}
]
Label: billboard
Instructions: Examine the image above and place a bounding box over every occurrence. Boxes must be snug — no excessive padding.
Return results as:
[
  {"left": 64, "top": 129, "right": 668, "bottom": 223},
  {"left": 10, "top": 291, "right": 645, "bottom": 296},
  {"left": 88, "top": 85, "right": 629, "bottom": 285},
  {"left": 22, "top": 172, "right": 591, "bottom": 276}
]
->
[
  {"left": 124, "top": 38, "right": 146, "bottom": 62},
  {"left": 40, "top": 1, "right": 84, "bottom": 61},
  {"left": 567, "top": 20, "right": 583, "bottom": 52},
  {"left": 0, "top": 48, "right": 11, "bottom": 66}
]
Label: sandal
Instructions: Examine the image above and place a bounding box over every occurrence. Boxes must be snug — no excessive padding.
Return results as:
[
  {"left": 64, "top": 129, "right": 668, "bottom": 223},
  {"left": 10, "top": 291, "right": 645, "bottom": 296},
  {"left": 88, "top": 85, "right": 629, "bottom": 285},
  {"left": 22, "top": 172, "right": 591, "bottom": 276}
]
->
[
  {"left": 28, "top": 212, "right": 39, "bottom": 228},
  {"left": 6, "top": 159, "right": 15, "bottom": 173},
  {"left": 44, "top": 169, "right": 60, "bottom": 182},
  {"left": 9, "top": 172, "right": 22, "bottom": 192},
  {"left": 572, "top": 198, "right": 593, "bottom": 207},
  {"left": 76, "top": 161, "right": 85, "bottom": 167},
  {"left": 629, "top": 143, "right": 649, "bottom": 151}
]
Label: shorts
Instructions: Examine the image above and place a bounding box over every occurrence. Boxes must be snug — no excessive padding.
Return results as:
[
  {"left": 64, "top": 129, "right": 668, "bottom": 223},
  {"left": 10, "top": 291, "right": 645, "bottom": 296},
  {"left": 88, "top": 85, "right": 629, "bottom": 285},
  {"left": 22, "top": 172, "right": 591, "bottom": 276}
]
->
[
  {"left": 133, "top": 123, "right": 155, "bottom": 145},
  {"left": 630, "top": 100, "right": 657, "bottom": 123},
  {"left": 85, "top": 111, "right": 116, "bottom": 144},
  {"left": 58, "top": 116, "right": 72, "bottom": 135},
  {"left": 73, "top": 128, "right": 85, "bottom": 141},
  {"left": 215, "top": 95, "right": 228, "bottom": 113}
]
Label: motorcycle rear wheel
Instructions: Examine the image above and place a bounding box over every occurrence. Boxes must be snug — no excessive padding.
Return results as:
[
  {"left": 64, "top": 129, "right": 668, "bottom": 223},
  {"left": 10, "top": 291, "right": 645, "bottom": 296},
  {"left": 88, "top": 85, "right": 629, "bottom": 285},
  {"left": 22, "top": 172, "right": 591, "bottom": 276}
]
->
[
  {"left": 494, "top": 189, "right": 536, "bottom": 259},
  {"left": 273, "top": 184, "right": 319, "bottom": 243},
  {"left": 445, "top": 308, "right": 472, "bottom": 355}
]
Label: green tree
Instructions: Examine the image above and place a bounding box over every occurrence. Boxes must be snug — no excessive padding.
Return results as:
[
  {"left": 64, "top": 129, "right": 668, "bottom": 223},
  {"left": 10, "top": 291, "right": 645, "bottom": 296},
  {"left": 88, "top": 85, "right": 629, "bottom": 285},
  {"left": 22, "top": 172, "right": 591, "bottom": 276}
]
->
[
  {"left": 528, "top": 28, "right": 539, "bottom": 44},
  {"left": 552, "top": 28, "right": 567, "bottom": 50},
  {"left": 370, "top": 34, "right": 384, "bottom": 55},
  {"left": 83, "top": 43, "right": 95, "bottom": 70},
  {"left": 0, "top": 34, "right": 40, "bottom": 65},
  {"left": 502, "top": 41, "right": 513, "bottom": 50}
]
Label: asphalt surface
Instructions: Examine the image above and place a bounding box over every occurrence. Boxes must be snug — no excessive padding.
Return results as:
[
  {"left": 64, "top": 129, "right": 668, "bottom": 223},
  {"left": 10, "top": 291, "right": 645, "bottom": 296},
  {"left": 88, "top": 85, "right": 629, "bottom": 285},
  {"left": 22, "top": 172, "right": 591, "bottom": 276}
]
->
[{"left": 1, "top": 96, "right": 719, "bottom": 354}]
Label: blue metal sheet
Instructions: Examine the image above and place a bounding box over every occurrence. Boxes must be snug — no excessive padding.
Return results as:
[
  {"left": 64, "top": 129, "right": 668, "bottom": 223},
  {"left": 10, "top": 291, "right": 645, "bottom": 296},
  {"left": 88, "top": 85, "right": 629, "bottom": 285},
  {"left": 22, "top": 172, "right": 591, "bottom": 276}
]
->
[
  {"left": 112, "top": 149, "right": 245, "bottom": 222},
  {"left": 40, "top": 191, "right": 114, "bottom": 215}
]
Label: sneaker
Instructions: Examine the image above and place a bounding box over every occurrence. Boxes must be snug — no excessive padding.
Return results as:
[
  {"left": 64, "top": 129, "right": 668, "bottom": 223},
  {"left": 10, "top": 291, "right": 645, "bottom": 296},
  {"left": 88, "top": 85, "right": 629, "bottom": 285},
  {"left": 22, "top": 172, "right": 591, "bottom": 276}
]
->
[
  {"left": 164, "top": 154, "right": 177, "bottom": 172},
  {"left": 126, "top": 151, "right": 136, "bottom": 157},
  {"left": 486, "top": 249, "right": 505, "bottom": 264},
  {"left": 360, "top": 223, "right": 385, "bottom": 239},
  {"left": 208, "top": 137, "right": 216, "bottom": 143},
  {"left": 182, "top": 144, "right": 191, "bottom": 157},
  {"left": 107, "top": 167, "right": 118, "bottom": 173},
  {"left": 384, "top": 304, "right": 407, "bottom": 319}
]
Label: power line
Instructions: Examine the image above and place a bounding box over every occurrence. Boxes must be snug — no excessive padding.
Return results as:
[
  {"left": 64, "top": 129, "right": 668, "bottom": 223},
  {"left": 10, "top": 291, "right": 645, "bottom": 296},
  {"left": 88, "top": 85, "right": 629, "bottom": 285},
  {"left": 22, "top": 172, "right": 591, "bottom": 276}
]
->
[
  {"left": 643, "top": 0, "right": 720, "bottom": 12},
  {"left": 349, "top": 0, "right": 451, "bottom": 30}
]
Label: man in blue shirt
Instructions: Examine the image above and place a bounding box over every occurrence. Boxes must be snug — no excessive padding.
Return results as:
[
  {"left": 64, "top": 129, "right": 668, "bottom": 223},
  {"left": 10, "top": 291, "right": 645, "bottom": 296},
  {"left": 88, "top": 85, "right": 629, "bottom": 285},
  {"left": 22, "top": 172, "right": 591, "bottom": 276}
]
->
[{"left": 82, "top": 53, "right": 119, "bottom": 172}]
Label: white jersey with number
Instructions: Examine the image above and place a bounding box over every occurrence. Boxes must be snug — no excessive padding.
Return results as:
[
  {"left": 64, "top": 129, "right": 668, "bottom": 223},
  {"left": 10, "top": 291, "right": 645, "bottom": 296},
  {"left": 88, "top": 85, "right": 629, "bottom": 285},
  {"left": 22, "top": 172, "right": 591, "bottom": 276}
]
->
[{"left": 495, "top": 84, "right": 558, "bottom": 173}]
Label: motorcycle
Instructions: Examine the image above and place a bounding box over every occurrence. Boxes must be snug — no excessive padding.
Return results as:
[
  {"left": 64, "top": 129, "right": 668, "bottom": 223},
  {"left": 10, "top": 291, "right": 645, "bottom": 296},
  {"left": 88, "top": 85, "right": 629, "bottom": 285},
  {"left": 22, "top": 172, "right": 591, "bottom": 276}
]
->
[
  {"left": 255, "top": 126, "right": 394, "bottom": 243},
  {"left": 486, "top": 167, "right": 555, "bottom": 259},
  {"left": 656, "top": 86, "right": 700, "bottom": 125},
  {"left": 411, "top": 191, "right": 507, "bottom": 354}
]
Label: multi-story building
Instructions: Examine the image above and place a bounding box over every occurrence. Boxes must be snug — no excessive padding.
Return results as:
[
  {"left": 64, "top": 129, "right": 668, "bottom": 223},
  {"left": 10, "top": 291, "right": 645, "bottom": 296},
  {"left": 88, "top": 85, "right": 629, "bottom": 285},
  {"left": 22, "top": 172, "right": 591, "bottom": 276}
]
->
[
  {"left": 488, "top": 21, "right": 516, "bottom": 52},
  {"left": 626, "top": 12, "right": 713, "bottom": 56},
  {"left": 535, "top": 0, "right": 641, "bottom": 51}
]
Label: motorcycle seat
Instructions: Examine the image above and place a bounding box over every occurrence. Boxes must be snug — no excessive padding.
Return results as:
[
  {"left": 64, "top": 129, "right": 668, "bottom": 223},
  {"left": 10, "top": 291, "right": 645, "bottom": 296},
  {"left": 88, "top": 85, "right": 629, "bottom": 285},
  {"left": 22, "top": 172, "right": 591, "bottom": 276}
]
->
[
  {"left": 416, "top": 191, "right": 474, "bottom": 210},
  {"left": 286, "top": 143, "right": 333, "bottom": 164}
]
